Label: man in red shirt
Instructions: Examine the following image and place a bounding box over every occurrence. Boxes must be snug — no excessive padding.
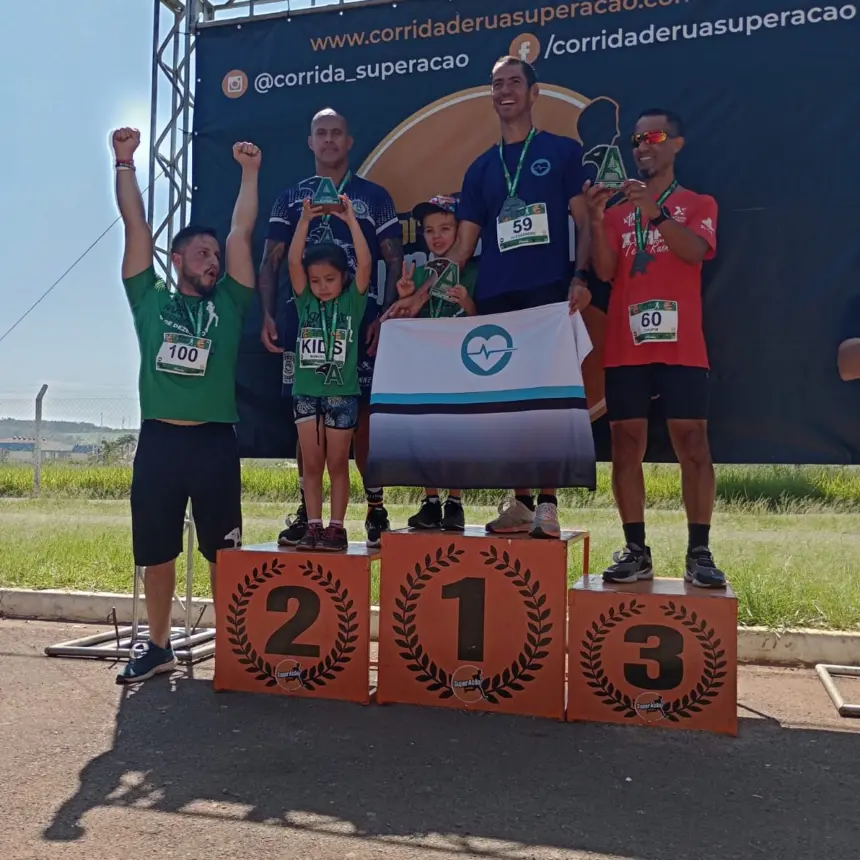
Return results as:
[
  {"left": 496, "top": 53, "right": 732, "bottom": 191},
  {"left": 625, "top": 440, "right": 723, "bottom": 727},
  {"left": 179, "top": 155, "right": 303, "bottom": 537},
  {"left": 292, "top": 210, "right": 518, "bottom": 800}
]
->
[{"left": 587, "top": 108, "right": 725, "bottom": 589}]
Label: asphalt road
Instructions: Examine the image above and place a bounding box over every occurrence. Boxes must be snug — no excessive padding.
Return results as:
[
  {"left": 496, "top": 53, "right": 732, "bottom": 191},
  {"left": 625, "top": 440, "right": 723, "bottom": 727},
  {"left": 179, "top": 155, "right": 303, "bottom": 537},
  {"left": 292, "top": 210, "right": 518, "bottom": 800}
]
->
[{"left": 1, "top": 619, "right": 859, "bottom": 860}]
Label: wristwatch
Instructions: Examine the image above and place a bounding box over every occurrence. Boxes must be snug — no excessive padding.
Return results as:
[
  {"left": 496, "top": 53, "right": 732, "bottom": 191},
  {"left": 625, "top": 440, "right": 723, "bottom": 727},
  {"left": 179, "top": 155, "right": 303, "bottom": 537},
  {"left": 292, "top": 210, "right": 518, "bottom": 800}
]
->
[{"left": 652, "top": 206, "right": 673, "bottom": 227}]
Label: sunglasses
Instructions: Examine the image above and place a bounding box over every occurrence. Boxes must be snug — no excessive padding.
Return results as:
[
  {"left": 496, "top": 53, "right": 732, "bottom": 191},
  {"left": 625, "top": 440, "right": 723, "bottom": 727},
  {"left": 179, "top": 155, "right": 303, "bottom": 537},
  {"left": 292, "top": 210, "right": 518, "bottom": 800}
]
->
[{"left": 631, "top": 130, "right": 675, "bottom": 148}]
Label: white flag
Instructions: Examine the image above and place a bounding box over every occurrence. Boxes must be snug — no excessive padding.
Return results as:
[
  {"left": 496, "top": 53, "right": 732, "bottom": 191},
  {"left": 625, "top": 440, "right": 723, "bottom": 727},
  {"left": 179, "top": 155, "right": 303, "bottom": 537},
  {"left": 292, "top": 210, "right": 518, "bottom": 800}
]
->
[{"left": 366, "top": 302, "right": 596, "bottom": 490}]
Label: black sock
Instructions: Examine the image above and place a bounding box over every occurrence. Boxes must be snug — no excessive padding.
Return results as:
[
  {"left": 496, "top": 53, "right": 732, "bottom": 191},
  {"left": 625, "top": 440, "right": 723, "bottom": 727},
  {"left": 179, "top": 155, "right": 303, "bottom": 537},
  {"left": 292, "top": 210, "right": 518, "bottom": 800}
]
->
[
  {"left": 365, "top": 487, "right": 384, "bottom": 508},
  {"left": 515, "top": 494, "right": 535, "bottom": 511},
  {"left": 425, "top": 494, "right": 440, "bottom": 504},
  {"left": 623, "top": 522, "right": 646, "bottom": 549},
  {"left": 446, "top": 495, "right": 462, "bottom": 507},
  {"left": 537, "top": 494, "right": 558, "bottom": 507},
  {"left": 688, "top": 523, "right": 710, "bottom": 552}
]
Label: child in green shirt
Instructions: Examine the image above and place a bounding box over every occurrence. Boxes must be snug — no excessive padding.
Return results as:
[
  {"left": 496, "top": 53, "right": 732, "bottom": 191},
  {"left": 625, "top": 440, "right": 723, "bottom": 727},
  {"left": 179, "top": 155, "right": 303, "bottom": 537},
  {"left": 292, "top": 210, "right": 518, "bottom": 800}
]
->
[
  {"left": 288, "top": 195, "right": 371, "bottom": 552},
  {"left": 399, "top": 195, "right": 477, "bottom": 532}
]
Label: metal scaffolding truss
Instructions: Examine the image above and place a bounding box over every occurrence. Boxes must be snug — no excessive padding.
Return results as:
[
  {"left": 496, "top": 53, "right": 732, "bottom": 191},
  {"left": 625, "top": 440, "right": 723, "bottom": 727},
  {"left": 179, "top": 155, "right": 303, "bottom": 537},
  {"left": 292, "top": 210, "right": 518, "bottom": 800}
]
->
[{"left": 148, "top": 0, "right": 391, "bottom": 283}]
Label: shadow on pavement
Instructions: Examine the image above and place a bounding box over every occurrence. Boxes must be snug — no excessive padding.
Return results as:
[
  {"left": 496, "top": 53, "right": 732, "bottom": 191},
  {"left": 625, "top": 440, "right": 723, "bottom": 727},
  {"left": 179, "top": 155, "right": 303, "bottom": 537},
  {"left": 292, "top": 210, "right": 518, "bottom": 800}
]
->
[{"left": 44, "top": 672, "right": 859, "bottom": 859}]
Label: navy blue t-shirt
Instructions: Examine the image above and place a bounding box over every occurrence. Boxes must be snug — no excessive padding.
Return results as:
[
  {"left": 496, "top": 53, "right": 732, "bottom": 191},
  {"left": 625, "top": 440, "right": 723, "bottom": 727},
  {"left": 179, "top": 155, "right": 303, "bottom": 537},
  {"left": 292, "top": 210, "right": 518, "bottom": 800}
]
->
[
  {"left": 267, "top": 172, "right": 400, "bottom": 333},
  {"left": 457, "top": 131, "right": 586, "bottom": 300}
]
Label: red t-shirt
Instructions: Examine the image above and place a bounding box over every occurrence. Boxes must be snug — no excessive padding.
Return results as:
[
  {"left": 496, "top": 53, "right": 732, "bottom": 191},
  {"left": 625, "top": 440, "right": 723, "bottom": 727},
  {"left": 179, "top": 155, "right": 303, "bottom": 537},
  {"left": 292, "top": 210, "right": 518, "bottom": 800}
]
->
[{"left": 602, "top": 187, "right": 717, "bottom": 369}]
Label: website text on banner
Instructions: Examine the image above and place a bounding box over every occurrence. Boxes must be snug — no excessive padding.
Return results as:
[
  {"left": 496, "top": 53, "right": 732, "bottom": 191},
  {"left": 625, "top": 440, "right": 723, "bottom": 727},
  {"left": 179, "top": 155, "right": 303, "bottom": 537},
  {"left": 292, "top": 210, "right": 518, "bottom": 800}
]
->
[
  {"left": 366, "top": 304, "right": 596, "bottom": 490},
  {"left": 190, "top": 0, "right": 860, "bottom": 464}
]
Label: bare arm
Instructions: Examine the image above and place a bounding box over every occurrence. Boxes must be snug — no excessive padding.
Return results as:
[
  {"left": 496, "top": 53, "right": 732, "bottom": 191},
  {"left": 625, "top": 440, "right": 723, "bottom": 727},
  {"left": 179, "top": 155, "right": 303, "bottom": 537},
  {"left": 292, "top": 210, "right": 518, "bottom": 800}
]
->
[
  {"left": 225, "top": 142, "right": 261, "bottom": 288},
  {"left": 112, "top": 129, "right": 153, "bottom": 279},
  {"left": 380, "top": 235, "right": 404, "bottom": 309},
  {"left": 655, "top": 220, "right": 709, "bottom": 265},
  {"left": 287, "top": 219, "right": 311, "bottom": 297},
  {"left": 446, "top": 221, "right": 481, "bottom": 269},
  {"left": 259, "top": 239, "right": 286, "bottom": 318},
  {"left": 570, "top": 194, "right": 591, "bottom": 274},
  {"left": 338, "top": 197, "right": 372, "bottom": 294},
  {"left": 591, "top": 218, "right": 618, "bottom": 283},
  {"left": 838, "top": 340, "right": 860, "bottom": 381}
]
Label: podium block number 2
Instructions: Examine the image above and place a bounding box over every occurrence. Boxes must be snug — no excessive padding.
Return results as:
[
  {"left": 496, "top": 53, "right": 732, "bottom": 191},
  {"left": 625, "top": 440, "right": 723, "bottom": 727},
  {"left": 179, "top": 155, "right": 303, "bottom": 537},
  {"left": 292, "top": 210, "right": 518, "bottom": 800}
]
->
[{"left": 265, "top": 586, "right": 321, "bottom": 658}]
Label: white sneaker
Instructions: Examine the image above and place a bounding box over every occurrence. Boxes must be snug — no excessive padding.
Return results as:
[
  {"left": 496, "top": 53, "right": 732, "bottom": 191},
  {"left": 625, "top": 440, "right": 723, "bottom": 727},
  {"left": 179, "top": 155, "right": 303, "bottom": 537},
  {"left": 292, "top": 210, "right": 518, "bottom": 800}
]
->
[
  {"left": 530, "top": 502, "right": 560, "bottom": 539},
  {"left": 485, "top": 498, "right": 534, "bottom": 534}
]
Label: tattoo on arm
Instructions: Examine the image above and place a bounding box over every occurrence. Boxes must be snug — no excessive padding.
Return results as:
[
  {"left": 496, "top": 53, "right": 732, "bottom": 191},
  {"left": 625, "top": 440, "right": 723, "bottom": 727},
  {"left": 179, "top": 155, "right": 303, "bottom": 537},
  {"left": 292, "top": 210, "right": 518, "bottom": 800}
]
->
[
  {"left": 380, "top": 235, "right": 404, "bottom": 310},
  {"left": 258, "top": 240, "right": 286, "bottom": 318}
]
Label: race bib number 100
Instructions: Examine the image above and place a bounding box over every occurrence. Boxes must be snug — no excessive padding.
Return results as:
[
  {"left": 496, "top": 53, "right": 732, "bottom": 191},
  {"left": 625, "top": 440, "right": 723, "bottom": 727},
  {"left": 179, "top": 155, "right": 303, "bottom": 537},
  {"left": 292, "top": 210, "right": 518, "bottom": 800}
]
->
[
  {"left": 629, "top": 300, "right": 679, "bottom": 345},
  {"left": 156, "top": 333, "right": 211, "bottom": 375},
  {"left": 497, "top": 202, "right": 550, "bottom": 252}
]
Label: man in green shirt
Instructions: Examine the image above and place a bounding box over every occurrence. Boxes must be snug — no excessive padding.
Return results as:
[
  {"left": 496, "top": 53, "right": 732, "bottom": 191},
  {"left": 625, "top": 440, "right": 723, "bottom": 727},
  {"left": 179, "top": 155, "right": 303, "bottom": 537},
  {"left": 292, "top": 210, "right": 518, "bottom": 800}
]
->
[{"left": 111, "top": 127, "right": 261, "bottom": 684}]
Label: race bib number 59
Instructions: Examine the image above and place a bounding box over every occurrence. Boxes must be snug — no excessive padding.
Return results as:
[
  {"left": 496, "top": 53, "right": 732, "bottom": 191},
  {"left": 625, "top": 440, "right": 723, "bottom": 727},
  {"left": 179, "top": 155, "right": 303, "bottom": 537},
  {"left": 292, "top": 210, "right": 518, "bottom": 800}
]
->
[
  {"left": 629, "top": 300, "right": 678, "bottom": 345},
  {"left": 497, "top": 203, "right": 550, "bottom": 252}
]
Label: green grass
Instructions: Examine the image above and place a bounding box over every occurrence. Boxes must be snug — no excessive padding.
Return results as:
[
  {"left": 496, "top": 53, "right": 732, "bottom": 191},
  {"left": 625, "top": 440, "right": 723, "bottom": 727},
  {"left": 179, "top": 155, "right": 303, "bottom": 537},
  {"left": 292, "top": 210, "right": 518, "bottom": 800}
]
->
[
  {"left": 5, "top": 461, "right": 860, "bottom": 511},
  {"left": 1, "top": 497, "right": 859, "bottom": 632}
]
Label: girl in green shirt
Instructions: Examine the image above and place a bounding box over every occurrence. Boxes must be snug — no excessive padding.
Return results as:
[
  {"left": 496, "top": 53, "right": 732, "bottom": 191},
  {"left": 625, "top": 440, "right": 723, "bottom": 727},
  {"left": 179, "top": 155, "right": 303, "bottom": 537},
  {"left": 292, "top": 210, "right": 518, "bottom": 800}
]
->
[{"left": 288, "top": 195, "right": 371, "bottom": 552}]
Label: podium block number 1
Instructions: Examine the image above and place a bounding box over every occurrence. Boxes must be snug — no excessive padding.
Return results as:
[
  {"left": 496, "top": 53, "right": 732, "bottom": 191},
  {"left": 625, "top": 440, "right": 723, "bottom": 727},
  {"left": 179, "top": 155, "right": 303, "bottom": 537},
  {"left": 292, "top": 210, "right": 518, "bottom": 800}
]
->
[{"left": 442, "top": 577, "right": 486, "bottom": 662}]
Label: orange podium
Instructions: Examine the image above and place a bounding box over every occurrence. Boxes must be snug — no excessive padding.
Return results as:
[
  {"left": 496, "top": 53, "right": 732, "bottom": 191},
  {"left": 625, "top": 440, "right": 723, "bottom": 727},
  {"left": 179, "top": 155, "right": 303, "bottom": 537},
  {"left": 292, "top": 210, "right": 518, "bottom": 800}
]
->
[
  {"left": 377, "top": 527, "right": 588, "bottom": 721},
  {"left": 214, "top": 542, "right": 375, "bottom": 703},
  {"left": 567, "top": 577, "right": 738, "bottom": 736}
]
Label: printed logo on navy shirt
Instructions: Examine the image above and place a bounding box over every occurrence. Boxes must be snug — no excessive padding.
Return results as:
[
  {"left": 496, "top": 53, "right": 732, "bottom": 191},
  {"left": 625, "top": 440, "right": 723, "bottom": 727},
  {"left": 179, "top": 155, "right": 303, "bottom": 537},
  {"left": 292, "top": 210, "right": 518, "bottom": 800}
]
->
[{"left": 531, "top": 158, "right": 551, "bottom": 177}]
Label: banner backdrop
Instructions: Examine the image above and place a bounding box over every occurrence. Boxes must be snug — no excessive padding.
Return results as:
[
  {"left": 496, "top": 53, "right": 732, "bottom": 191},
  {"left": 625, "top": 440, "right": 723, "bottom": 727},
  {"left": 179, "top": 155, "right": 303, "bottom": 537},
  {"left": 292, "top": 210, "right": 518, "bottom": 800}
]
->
[
  {"left": 191, "top": 0, "right": 860, "bottom": 464},
  {"left": 366, "top": 304, "right": 596, "bottom": 489}
]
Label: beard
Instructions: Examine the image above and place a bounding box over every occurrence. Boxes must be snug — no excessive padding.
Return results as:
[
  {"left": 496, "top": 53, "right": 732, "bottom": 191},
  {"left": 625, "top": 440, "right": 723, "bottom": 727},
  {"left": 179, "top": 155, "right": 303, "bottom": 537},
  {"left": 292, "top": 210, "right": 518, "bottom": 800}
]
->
[{"left": 184, "top": 272, "right": 216, "bottom": 296}]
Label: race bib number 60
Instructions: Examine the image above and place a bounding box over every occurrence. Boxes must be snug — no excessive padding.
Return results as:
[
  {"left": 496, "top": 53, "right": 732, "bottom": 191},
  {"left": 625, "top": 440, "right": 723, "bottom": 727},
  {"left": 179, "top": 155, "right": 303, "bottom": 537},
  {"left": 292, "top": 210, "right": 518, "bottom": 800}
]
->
[{"left": 629, "top": 300, "right": 678, "bottom": 345}]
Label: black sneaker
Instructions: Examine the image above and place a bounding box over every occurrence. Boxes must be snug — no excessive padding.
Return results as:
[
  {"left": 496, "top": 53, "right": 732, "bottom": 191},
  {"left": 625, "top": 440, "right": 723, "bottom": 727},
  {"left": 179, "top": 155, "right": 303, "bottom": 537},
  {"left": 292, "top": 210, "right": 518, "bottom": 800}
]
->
[
  {"left": 365, "top": 505, "right": 390, "bottom": 548},
  {"left": 603, "top": 544, "right": 654, "bottom": 584},
  {"left": 295, "top": 522, "right": 322, "bottom": 552},
  {"left": 440, "top": 499, "right": 465, "bottom": 531},
  {"left": 317, "top": 524, "right": 348, "bottom": 552},
  {"left": 685, "top": 546, "right": 727, "bottom": 589},
  {"left": 278, "top": 503, "right": 308, "bottom": 546},
  {"left": 408, "top": 498, "right": 442, "bottom": 530}
]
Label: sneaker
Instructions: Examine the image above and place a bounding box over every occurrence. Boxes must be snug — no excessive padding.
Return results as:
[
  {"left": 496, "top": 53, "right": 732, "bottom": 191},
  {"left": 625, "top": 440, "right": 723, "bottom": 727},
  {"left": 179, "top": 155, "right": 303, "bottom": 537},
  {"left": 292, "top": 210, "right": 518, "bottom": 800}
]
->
[
  {"left": 278, "top": 503, "right": 308, "bottom": 546},
  {"left": 296, "top": 522, "right": 323, "bottom": 551},
  {"left": 408, "top": 498, "right": 442, "bottom": 530},
  {"left": 365, "top": 505, "right": 390, "bottom": 548},
  {"left": 115, "top": 640, "right": 176, "bottom": 685},
  {"left": 441, "top": 499, "right": 465, "bottom": 532},
  {"left": 317, "top": 524, "right": 348, "bottom": 552},
  {"left": 685, "top": 546, "right": 727, "bottom": 589},
  {"left": 603, "top": 544, "right": 654, "bottom": 584},
  {"left": 485, "top": 497, "right": 534, "bottom": 534},
  {"left": 530, "top": 502, "right": 560, "bottom": 539}
]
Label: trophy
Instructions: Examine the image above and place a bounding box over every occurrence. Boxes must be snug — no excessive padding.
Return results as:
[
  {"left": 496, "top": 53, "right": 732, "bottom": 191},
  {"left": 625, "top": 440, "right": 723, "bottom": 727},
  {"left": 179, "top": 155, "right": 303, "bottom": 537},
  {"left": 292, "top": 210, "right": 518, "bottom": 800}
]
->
[
  {"left": 424, "top": 258, "right": 460, "bottom": 297},
  {"left": 595, "top": 145, "right": 628, "bottom": 189},
  {"left": 311, "top": 176, "right": 345, "bottom": 214}
]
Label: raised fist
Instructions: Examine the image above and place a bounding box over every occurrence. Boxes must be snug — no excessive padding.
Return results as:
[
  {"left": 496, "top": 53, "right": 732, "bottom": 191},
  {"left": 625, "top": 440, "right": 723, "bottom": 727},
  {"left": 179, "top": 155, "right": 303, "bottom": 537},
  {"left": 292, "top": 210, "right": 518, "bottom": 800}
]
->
[
  {"left": 112, "top": 128, "right": 141, "bottom": 161},
  {"left": 233, "top": 141, "right": 261, "bottom": 170}
]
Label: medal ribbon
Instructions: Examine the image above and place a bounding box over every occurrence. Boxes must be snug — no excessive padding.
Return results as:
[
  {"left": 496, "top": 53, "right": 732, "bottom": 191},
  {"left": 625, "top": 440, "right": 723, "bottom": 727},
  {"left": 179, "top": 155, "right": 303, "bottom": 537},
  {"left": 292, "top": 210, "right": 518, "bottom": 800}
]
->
[
  {"left": 634, "top": 179, "right": 678, "bottom": 252},
  {"left": 498, "top": 127, "right": 536, "bottom": 199},
  {"left": 178, "top": 295, "right": 206, "bottom": 338},
  {"left": 318, "top": 298, "right": 340, "bottom": 366},
  {"left": 320, "top": 170, "right": 352, "bottom": 228}
]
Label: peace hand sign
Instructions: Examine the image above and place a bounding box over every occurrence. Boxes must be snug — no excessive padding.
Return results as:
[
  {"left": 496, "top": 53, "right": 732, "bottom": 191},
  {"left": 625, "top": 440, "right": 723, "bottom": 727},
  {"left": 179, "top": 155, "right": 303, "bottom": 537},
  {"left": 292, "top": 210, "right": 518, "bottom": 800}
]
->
[{"left": 396, "top": 261, "right": 417, "bottom": 298}]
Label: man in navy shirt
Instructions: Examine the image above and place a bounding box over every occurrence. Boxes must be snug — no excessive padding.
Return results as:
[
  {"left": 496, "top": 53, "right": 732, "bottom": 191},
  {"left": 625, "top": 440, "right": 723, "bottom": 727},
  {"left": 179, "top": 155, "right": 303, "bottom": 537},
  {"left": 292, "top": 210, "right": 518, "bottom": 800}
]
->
[
  {"left": 258, "top": 108, "right": 404, "bottom": 548},
  {"left": 393, "top": 56, "right": 592, "bottom": 539}
]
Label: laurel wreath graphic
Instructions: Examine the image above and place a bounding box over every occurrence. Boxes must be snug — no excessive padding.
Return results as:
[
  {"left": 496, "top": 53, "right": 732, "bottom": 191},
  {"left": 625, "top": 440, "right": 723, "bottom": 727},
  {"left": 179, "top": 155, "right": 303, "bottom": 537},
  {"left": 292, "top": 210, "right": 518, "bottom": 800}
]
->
[
  {"left": 225, "top": 559, "right": 358, "bottom": 690},
  {"left": 579, "top": 599, "right": 727, "bottom": 721},
  {"left": 391, "top": 544, "right": 553, "bottom": 705}
]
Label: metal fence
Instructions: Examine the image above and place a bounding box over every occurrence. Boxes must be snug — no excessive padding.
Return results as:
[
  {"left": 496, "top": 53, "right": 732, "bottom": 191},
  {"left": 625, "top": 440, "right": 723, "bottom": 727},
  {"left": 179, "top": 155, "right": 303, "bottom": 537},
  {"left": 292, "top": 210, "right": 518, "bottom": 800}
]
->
[{"left": 0, "top": 386, "right": 140, "bottom": 496}]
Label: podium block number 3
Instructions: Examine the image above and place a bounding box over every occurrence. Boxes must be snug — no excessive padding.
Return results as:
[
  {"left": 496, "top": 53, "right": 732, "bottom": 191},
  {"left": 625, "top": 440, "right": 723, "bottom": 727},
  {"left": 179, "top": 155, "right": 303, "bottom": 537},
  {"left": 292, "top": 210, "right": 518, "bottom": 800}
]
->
[{"left": 623, "top": 625, "right": 685, "bottom": 691}]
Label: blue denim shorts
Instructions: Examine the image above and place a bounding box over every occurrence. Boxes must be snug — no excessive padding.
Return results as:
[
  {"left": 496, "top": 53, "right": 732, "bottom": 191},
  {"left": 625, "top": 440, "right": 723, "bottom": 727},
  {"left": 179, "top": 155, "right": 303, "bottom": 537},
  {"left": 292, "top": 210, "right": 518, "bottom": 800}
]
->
[{"left": 293, "top": 395, "right": 359, "bottom": 430}]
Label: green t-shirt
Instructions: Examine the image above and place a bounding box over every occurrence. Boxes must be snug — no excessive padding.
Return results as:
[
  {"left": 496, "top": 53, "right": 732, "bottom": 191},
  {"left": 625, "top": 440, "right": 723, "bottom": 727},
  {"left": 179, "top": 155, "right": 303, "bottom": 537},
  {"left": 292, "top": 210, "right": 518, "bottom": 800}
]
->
[
  {"left": 123, "top": 267, "right": 254, "bottom": 423},
  {"left": 414, "top": 259, "right": 478, "bottom": 319},
  {"left": 293, "top": 281, "right": 368, "bottom": 398}
]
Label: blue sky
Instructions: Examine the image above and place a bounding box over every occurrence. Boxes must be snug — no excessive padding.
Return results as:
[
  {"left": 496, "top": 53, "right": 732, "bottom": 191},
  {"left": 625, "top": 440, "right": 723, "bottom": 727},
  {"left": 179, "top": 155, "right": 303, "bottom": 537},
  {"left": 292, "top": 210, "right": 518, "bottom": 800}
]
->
[{"left": 0, "top": 1, "right": 158, "bottom": 418}]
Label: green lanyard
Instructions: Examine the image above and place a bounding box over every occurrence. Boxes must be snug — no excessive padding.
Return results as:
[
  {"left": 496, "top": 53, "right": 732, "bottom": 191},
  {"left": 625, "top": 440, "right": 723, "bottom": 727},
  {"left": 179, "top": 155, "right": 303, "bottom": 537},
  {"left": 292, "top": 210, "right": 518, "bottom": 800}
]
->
[
  {"left": 318, "top": 298, "right": 340, "bottom": 364},
  {"left": 178, "top": 295, "right": 205, "bottom": 338},
  {"left": 634, "top": 179, "right": 678, "bottom": 251},
  {"left": 320, "top": 170, "right": 352, "bottom": 227},
  {"left": 498, "top": 127, "right": 536, "bottom": 199}
]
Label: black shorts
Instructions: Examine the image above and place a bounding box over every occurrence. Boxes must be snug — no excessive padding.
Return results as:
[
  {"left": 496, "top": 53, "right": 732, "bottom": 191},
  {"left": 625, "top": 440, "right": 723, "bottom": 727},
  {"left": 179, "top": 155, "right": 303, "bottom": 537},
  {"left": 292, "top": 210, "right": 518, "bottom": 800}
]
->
[
  {"left": 605, "top": 364, "right": 710, "bottom": 422},
  {"left": 131, "top": 420, "right": 242, "bottom": 566},
  {"left": 476, "top": 281, "right": 569, "bottom": 315}
]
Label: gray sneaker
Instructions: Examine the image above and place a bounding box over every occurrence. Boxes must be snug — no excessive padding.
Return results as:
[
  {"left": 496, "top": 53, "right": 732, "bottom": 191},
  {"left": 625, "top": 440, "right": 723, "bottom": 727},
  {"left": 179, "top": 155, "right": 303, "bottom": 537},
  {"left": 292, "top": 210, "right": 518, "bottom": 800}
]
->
[
  {"left": 486, "top": 498, "right": 534, "bottom": 534},
  {"left": 685, "top": 546, "right": 727, "bottom": 589},
  {"left": 530, "top": 502, "right": 560, "bottom": 539},
  {"left": 602, "top": 544, "right": 654, "bottom": 584}
]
